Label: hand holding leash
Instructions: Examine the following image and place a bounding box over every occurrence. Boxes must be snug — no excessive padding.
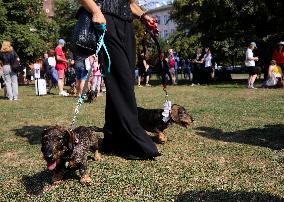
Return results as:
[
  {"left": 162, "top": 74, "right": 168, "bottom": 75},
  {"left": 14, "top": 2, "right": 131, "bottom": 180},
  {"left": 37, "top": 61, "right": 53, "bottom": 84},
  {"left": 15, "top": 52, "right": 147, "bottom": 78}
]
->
[
  {"left": 140, "top": 13, "right": 159, "bottom": 36},
  {"left": 92, "top": 10, "right": 106, "bottom": 24}
]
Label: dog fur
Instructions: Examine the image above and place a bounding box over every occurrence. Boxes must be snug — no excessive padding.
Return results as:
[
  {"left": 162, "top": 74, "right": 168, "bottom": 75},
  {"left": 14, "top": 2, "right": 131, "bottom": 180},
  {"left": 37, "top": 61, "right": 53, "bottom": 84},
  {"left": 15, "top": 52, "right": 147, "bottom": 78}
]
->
[
  {"left": 67, "top": 82, "right": 77, "bottom": 96},
  {"left": 41, "top": 125, "right": 101, "bottom": 186},
  {"left": 137, "top": 104, "right": 194, "bottom": 143}
]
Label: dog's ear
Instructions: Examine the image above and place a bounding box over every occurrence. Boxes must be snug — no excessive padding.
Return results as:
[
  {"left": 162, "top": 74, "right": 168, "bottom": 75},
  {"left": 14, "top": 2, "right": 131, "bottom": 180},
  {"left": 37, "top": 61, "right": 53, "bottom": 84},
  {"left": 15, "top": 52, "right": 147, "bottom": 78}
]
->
[{"left": 170, "top": 104, "right": 179, "bottom": 122}]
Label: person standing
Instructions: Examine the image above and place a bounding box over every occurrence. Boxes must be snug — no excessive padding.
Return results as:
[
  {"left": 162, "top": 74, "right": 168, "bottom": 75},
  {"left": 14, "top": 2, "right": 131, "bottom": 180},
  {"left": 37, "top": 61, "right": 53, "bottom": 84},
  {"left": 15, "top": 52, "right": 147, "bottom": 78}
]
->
[
  {"left": 0, "top": 40, "right": 19, "bottom": 100},
  {"left": 137, "top": 53, "right": 151, "bottom": 87},
  {"left": 191, "top": 48, "right": 203, "bottom": 86},
  {"left": 245, "top": 42, "right": 259, "bottom": 89},
  {"left": 169, "top": 55, "right": 176, "bottom": 85},
  {"left": 74, "top": 54, "right": 88, "bottom": 96},
  {"left": 80, "top": 0, "right": 160, "bottom": 160},
  {"left": 55, "top": 39, "right": 69, "bottom": 96},
  {"left": 90, "top": 55, "right": 103, "bottom": 95},
  {"left": 47, "top": 50, "right": 57, "bottom": 94},
  {"left": 203, "top": 47, "right": 213, "bottom": 84}
]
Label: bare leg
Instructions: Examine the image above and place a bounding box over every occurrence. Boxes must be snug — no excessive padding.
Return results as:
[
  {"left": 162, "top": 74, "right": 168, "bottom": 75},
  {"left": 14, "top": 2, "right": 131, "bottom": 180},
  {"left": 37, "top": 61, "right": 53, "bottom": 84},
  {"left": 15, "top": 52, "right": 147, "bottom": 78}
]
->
[{"left": 58, "top": 78, "right": 64, "bottom": 93}]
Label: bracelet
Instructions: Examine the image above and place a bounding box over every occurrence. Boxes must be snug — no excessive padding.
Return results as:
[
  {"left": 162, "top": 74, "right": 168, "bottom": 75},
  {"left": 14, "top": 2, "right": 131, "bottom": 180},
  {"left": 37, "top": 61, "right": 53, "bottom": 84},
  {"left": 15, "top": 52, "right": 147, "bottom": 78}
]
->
[{"left": 139, "top": 12, "right": 147, "bottom": 21}]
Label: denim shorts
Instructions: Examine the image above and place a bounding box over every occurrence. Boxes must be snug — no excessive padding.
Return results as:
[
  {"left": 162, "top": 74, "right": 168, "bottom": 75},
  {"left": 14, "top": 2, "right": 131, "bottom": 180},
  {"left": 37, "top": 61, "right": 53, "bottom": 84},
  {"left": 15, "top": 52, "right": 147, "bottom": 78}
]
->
[{"left": 75, "top": 61, "right": 87, "bottom": 80}]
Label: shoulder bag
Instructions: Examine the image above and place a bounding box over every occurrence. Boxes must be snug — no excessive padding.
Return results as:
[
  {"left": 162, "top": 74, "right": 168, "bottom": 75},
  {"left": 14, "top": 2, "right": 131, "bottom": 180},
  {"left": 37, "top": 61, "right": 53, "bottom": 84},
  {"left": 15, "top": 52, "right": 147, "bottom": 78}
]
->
[{"left": 70, "top": 7, "right": 98, "bottom": 58}]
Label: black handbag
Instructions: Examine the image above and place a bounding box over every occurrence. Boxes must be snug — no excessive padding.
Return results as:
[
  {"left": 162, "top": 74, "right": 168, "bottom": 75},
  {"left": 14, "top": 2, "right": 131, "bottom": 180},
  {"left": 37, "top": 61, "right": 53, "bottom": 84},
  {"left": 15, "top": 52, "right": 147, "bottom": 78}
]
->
[
  {"left": 10, "top": 51, "right": 23, "bottom": 73},
  {"left": 70, "top": 7, "right": 98, "bottom": 58}
]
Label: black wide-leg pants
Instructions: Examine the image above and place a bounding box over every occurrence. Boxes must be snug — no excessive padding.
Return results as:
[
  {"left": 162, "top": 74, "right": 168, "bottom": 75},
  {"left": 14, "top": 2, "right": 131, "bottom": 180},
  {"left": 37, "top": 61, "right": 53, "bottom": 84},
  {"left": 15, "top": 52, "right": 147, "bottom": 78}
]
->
[{"left": 101, "top": 15, "right": 159, "bottom": 159}]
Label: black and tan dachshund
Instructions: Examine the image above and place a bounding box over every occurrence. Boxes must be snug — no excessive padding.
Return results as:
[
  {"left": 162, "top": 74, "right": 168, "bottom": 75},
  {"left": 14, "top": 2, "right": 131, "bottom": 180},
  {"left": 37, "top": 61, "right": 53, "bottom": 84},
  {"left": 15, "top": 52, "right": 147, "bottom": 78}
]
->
[{"left": 137, "top": 104, "right": 194, "bottom": 143}]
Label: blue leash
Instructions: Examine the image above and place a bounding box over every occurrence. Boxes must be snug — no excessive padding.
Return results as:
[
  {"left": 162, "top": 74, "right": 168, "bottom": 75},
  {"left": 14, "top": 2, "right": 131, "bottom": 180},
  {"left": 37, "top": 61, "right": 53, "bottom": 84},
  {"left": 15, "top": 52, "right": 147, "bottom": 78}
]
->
[{"left": 70, "top": 24, "right": 111, "bottom": 130}]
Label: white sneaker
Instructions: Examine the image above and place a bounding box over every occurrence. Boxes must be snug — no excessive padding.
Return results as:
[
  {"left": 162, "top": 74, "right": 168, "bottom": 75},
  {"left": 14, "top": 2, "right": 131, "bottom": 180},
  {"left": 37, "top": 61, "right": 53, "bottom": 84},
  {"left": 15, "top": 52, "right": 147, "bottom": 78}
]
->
[{"left": 59, "top": 91, "right": 69, "bottom": 96}]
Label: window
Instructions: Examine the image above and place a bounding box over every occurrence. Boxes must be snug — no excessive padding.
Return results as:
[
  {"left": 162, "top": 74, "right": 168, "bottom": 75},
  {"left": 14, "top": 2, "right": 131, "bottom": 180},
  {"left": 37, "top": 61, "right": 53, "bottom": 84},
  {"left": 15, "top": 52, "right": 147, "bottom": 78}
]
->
[
  {"left": 156, "top": 16, "right": 161, "bottom": 25},
  {"left": 164, "top": 30, "right": 168, "bottom": 38},
  {"left": 164, "top": 15, "right": 169, "bottom": 25},
  {"left": 160, "top": 29, "right": 163, "bottom": 38},
  {"left": 171, "top": 29, "right": 175, "bottom": 33}
]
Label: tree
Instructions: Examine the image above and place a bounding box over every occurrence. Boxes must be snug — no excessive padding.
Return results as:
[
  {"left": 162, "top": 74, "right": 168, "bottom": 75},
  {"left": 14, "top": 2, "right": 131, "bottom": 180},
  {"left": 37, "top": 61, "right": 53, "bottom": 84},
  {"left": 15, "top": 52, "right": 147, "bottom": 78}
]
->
[
  {"left": 0, "top": 0, "right": 58, "bottom": 65},
  {"left": 171, "top": 0, "right": 284, "bottom": 66},
  {"left": 53, "top": 0, "right": 79, "bottom": 48},
  {"left": 168, "top": 31, "right": 201, "bottom": 59}
]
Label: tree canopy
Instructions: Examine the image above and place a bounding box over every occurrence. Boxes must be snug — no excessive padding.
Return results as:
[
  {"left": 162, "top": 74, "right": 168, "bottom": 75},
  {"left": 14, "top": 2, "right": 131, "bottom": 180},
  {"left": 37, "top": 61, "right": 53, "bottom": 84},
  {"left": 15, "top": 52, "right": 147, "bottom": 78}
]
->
[
  {"left": 171, "top": 0, "right": 284, "bottom": 66},
  {"left": 0, "top": 0, "right": 58, "bottom": 65}
]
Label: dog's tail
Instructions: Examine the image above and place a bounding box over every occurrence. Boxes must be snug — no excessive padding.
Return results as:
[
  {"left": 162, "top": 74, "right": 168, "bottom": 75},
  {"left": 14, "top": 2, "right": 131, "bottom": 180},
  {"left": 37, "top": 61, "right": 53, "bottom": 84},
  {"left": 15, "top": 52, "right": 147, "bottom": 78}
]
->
[{"left": 87, "top": 126, "right": 104, "bottom": 133}]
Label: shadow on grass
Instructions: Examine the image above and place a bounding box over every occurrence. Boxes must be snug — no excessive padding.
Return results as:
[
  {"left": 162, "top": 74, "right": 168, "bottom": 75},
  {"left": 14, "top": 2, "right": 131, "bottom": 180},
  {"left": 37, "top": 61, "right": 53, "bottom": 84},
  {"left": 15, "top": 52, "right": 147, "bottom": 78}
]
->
[
  {"left": 175, "top": 190, "right": 284, "bottom": 202},
  {"left": 195, "top": 124, "right": 284, "bottom": 150},
  {"left": 22, "top": 170, "right": 52, "bottom": 195},
  {"left": 13, "top": 125, "right": 49, "bottom": 145},
  {"left": 22, "top": 170, "right": 81, "bottom": 195}
]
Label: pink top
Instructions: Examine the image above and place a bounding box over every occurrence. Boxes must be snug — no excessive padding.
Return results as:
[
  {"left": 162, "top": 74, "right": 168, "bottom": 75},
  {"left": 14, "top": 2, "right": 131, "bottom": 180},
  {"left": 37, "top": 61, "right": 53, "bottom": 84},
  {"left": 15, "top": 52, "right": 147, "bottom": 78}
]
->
[{"left": 92, "top": 63, "right": 101, "bottom": 76}]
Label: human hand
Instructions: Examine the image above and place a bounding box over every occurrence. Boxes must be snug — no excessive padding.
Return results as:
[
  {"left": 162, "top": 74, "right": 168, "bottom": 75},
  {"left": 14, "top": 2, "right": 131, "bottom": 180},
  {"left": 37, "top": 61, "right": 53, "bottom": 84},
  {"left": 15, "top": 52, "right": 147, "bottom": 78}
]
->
[
  {"left": 92, "top": 10, "right": 106, "bottom": 24},
  {"left": 255, "top": 57, "right": 259, "bottom": 61},
  {"left": 141, "top": 14, "right": 159, "bottom": 36}
]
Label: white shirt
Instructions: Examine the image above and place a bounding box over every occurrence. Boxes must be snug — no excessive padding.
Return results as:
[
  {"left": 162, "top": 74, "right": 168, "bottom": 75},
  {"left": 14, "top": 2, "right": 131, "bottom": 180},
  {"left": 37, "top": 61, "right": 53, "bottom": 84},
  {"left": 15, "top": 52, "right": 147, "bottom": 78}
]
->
[
  {"left": 48, "top": 57, "right": 56, "bottom": 68},
  {"left": 204, "top": 53, "right": 212, "bottom": 67},
  {"left": 245, "top": 48, "right": 255, "bottom": 66}
]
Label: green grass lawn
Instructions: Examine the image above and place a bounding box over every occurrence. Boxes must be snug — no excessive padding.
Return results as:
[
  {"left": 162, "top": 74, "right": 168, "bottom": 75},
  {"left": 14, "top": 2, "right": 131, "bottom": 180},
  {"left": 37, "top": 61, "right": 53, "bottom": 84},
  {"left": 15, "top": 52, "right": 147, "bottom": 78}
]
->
[{"left": 0, "top": 79, "right": 284, "bottom": 201}]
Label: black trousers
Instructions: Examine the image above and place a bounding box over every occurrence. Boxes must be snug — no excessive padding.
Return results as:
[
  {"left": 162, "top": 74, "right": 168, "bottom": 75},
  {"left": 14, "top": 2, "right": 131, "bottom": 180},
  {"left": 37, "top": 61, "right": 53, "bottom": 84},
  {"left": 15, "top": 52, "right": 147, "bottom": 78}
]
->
[{"left": 101, "top": 15, "right": 159, "bottom": 159}]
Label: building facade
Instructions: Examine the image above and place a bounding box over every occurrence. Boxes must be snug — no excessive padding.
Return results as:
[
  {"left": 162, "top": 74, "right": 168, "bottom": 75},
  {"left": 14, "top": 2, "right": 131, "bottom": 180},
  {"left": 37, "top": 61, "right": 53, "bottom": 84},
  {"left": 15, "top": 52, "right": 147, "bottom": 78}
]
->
[
  {"left": 43, "top": 0, "right": 54, "bottom": 17},
  {"left": 147, "top": 5, "right": 177, "bottom": 39}
]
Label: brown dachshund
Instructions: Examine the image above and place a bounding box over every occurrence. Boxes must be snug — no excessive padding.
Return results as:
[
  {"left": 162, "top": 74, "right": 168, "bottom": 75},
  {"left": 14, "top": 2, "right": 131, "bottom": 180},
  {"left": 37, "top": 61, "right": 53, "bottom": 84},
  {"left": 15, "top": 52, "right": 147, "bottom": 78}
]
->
[
  {"left": 41, "top": 126, "right": 101, "bottom": 187},
  {"left": 137, "top": 104, "right": 194, "bottom": 143}
]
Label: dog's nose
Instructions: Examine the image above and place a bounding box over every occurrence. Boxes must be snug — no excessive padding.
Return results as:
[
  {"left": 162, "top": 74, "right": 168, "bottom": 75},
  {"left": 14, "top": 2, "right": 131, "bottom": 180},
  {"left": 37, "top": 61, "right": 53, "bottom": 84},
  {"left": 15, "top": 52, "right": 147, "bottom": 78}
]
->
[{"left": 45, "top": 148, "right": 53, "bottom": 159}]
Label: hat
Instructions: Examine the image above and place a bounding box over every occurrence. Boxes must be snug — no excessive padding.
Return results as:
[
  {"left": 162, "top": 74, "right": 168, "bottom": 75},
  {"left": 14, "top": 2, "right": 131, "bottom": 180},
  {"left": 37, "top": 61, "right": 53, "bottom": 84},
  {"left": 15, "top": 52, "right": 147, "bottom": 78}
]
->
[
  {"left": 278, "top": 41, "right": 284, "bottom": 45},
  {"left": 58, "top": 39, "right": 65, "bottom": 45},
  {"left": 250, "top": 42, "right": 257, "bottom": 48}
]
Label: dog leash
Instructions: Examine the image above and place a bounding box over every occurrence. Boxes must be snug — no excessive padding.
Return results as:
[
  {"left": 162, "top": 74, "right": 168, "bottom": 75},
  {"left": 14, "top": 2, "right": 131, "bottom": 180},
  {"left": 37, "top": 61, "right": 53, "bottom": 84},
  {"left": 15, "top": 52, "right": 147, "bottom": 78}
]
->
[{"left": 70, "top": 24, "right": 111, "bottom": 131}]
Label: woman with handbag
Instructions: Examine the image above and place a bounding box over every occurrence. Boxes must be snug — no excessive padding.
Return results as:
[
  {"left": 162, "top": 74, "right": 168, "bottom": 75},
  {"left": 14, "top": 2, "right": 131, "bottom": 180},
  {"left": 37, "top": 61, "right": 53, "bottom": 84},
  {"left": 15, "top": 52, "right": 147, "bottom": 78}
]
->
[
  {"left": 79, "top": 0, "right": 160, "bottom": 160},
  {"left": 0, "top": 40, "right": 19, "bottom": 100}
]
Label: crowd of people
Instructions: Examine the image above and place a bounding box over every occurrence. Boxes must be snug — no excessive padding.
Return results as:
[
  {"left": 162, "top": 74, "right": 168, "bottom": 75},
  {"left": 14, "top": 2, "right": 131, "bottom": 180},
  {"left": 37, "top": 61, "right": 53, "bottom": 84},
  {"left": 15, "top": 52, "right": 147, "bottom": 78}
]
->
[
  {"left": 136, "top": 47, "right": 215, "bottom": 87},
  {"left": 0, "top": 39, "right": 283, "bottom": 101},
  {"left": 136, "top": 42, "right": 284, "bottom": 89},
  {"left": 0, "top": 39, "right": 106, "bottom": 100}
]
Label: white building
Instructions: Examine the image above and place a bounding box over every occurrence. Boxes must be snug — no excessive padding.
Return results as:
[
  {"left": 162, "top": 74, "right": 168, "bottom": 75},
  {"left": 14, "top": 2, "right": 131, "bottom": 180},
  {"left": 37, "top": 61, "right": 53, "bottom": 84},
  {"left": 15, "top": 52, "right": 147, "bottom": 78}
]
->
[{"left": 147, "top": 5, "right": 177, "bottom": 39}]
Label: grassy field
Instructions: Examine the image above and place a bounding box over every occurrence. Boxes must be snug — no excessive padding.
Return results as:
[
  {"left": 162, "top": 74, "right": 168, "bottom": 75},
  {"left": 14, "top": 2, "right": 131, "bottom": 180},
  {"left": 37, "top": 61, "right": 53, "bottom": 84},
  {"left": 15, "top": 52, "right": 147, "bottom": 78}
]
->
[{"left": 0, "top": 78, "right": 284, "bottom": 201}]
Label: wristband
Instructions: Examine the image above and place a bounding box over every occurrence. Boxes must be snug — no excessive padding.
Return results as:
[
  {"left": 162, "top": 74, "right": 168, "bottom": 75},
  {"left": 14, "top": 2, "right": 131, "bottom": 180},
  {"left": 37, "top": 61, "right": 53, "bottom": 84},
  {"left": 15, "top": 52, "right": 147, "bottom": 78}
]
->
[{"left": 139, "top": 12, "right": 147, "bottom": 21}]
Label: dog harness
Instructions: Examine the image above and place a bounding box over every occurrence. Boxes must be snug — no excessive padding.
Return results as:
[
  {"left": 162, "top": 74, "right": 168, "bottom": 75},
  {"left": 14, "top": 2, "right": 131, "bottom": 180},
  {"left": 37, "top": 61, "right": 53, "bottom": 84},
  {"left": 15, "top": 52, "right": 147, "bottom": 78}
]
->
[{"left": 70, "top": 24, "right": 111, "bottom": 131}]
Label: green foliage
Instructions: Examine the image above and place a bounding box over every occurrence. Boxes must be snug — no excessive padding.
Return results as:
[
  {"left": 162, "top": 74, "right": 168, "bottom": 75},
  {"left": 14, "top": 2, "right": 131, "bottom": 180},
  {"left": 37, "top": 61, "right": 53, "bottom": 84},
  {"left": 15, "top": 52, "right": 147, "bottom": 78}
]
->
[
  {"left": 53, "top": 0, "right": 79, "bottom": 47},
  {"left": 171, "top": 0, "right": 284, "bottom": 66},
  {"left": 168, "top": 32, "right": 201, "bottom": 59},
  {"left": 0, "top": 0, "right": 58, "bottom": 65}
]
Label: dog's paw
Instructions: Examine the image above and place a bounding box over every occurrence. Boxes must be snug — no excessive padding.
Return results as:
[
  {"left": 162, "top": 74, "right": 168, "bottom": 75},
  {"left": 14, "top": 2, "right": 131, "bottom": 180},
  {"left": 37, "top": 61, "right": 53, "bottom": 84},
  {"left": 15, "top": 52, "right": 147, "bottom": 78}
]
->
[
  {"left": 94, "top": 150, "right": 101, "bottom": 161},
  {"left": 158, "top": 133, "right": 167, "bottom": 144},
  {"left": 80, "top": 174, "right": 92, "bottom": 186}
]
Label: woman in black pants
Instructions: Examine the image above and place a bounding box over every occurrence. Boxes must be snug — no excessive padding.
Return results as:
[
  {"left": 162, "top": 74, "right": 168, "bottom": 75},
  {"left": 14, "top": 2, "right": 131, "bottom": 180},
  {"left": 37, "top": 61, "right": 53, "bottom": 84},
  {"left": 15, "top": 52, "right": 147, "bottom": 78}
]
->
[{"left": 80, "top": 0, "right": 160, "bottom": 160}]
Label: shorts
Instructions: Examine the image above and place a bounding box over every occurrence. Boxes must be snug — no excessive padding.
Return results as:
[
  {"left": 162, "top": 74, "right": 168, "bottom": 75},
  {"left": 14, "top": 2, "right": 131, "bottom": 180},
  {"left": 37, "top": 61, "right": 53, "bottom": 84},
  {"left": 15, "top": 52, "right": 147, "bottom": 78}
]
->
[
  {"left": 75, "top": 62, "right": 87, "bottom": 81},
  {"left": 57, "top": 69, "right": 65, "bottom": 79},
  {"left": 169, "top": 68, "right": 175, "bottom": 74},
  {"left": 247, "top": 66, "right": 257, "bottom": 76}
]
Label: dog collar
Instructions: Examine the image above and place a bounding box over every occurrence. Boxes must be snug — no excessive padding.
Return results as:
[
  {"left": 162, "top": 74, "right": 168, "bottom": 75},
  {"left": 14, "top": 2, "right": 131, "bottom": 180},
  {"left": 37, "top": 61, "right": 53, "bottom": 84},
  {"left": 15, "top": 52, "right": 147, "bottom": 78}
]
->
[{"left": 162, "top": 100, "right": 171, "bottom": 123}]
